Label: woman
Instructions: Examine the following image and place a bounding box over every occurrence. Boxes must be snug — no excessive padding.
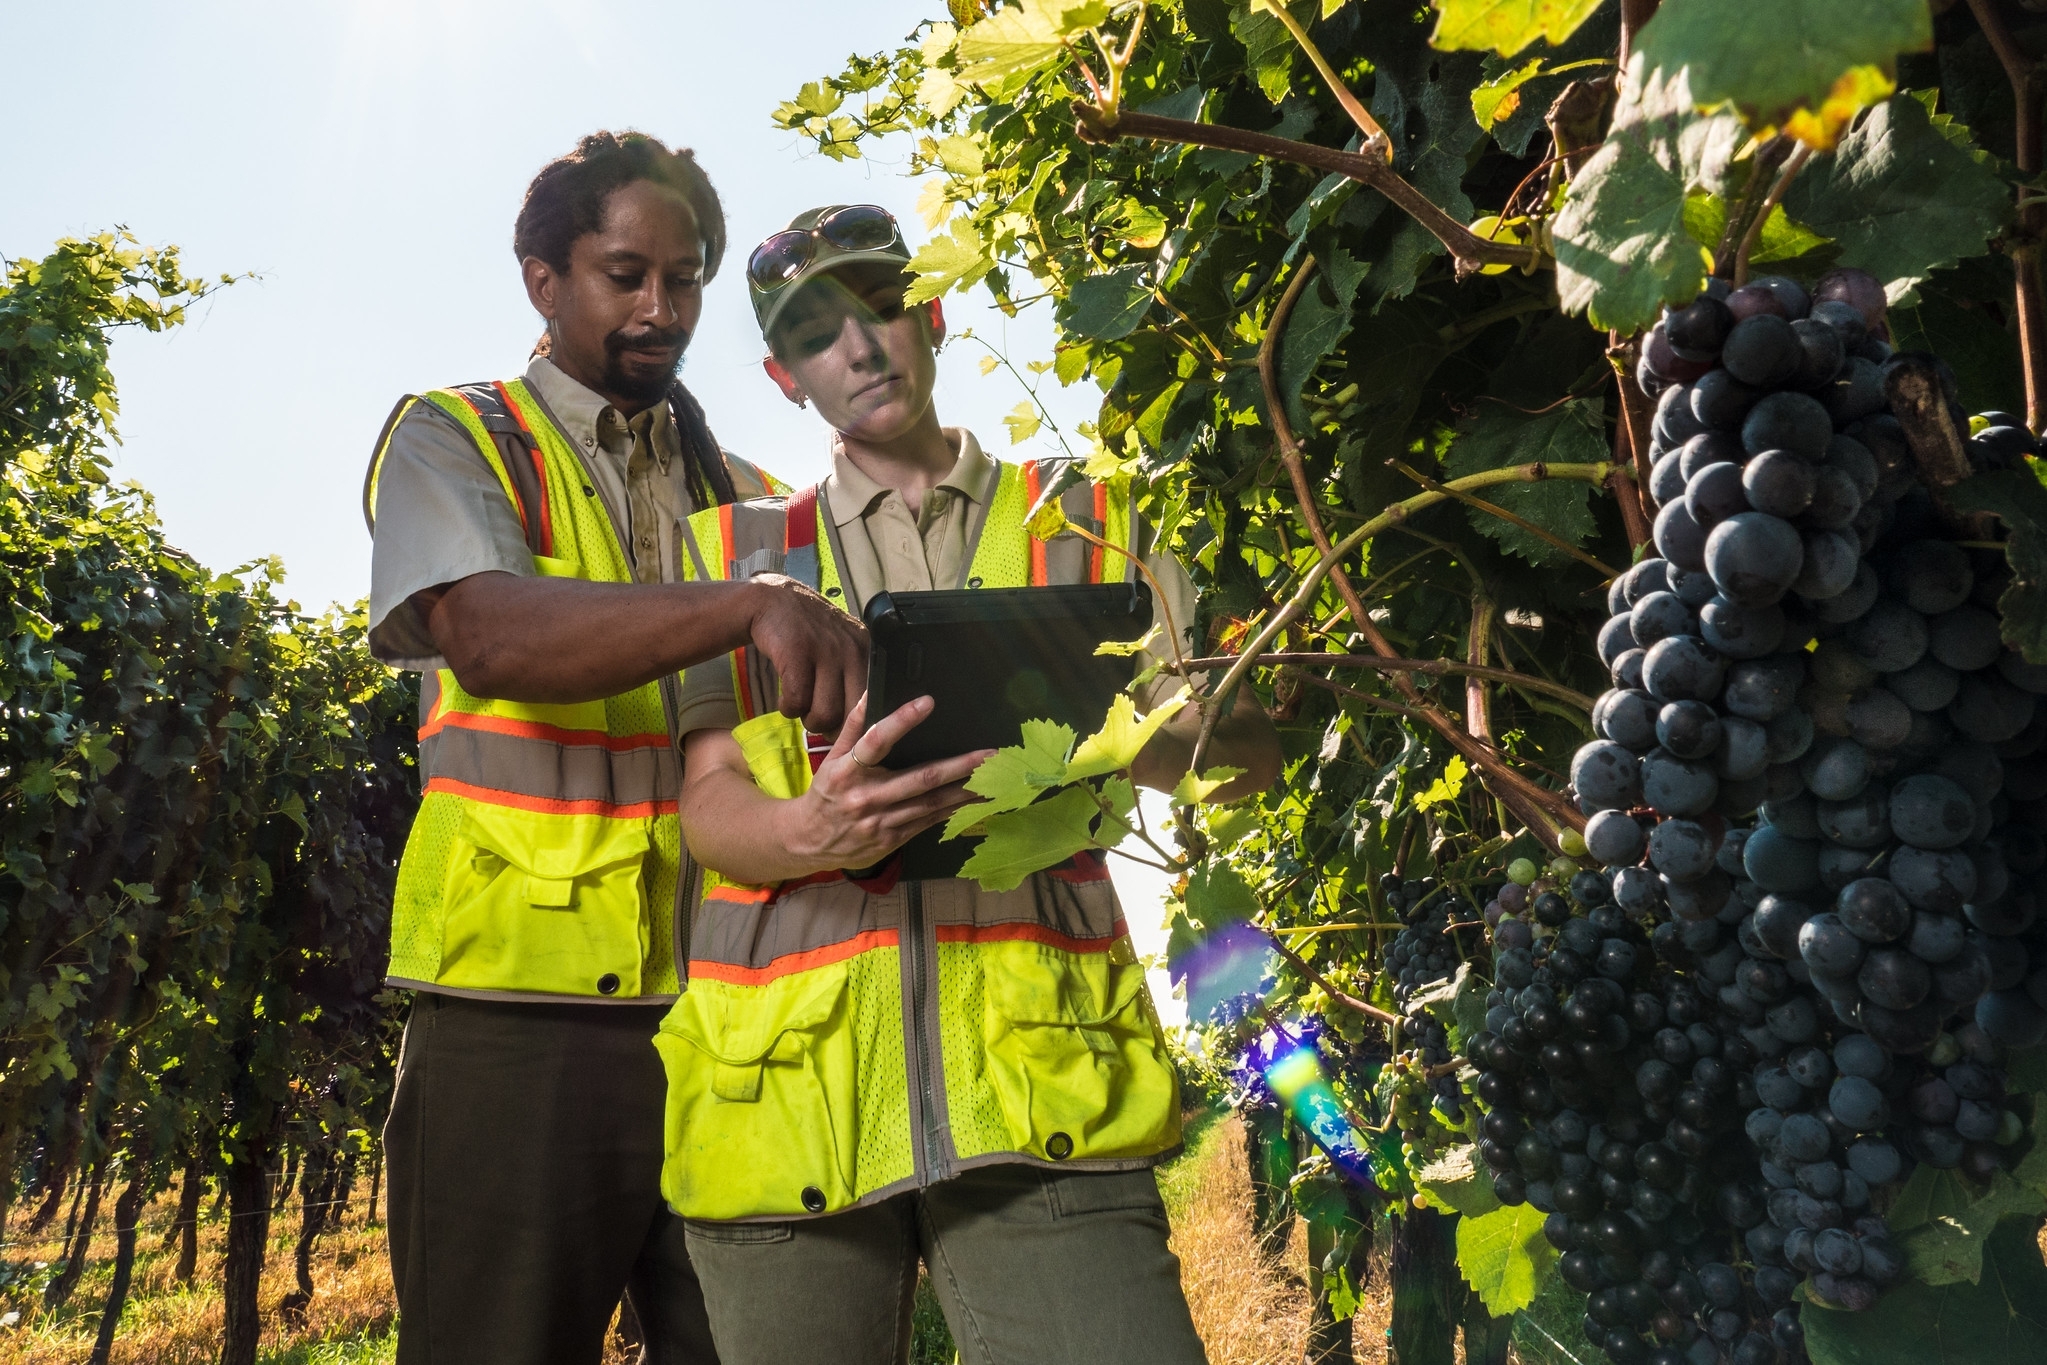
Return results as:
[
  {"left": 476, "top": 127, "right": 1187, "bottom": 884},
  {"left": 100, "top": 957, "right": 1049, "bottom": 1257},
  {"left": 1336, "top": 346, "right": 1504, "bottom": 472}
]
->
[{"left": 655, "top": 205, "right": 1283, "bottom": 1365}]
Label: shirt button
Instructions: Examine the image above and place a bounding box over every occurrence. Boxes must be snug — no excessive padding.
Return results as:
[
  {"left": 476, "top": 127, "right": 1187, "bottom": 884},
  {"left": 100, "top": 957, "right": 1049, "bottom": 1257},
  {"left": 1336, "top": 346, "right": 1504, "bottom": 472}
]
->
[
  {"left": 800, "top": 1186, "right": 827, "bottom": 1213},
  {"left": 596, "top": 973, "right": 620, "bottom": 995},
  {"left": 1046, "top": 1132, "right": 1073, "bottom": 1160},
  {"left": 583, "top": 437, "right": 595, "bottom": 448}
]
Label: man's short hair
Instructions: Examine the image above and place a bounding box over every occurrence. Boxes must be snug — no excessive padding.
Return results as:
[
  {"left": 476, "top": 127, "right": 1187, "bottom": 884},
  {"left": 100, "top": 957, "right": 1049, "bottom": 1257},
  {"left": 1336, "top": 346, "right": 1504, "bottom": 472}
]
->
[{"left": 513, "top": 130, "right": 726, "bottom": 279}]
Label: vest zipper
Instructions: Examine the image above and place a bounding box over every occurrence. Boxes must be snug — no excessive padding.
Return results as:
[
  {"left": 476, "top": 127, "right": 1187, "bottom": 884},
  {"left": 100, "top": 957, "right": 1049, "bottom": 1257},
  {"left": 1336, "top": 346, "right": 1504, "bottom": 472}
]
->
[{"left": 905, "top": 879, "right": 941, "bottom": 1184}]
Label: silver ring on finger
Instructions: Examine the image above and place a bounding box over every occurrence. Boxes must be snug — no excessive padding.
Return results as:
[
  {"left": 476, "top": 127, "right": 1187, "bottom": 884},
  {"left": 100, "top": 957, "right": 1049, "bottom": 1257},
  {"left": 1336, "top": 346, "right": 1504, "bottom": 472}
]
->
[{"left": 850, "top": 751, "right": 878, "bottom": 769}]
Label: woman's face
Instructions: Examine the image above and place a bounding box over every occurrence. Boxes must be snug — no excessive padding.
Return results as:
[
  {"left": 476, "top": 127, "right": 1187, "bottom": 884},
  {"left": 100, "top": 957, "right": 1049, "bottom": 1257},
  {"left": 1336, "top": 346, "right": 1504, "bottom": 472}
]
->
[{"left": 769, "top": 265, "right": 940, "bottom": 442}]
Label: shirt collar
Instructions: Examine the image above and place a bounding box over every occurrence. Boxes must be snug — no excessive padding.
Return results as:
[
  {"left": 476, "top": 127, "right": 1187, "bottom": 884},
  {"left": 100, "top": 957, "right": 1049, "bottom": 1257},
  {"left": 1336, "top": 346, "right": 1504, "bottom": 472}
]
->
[
  {"left": 524, "top": 356, "right": 671, "bottom": 468},
  {"left": 823, "top": 428, "right": 994, "bottom": 527}
]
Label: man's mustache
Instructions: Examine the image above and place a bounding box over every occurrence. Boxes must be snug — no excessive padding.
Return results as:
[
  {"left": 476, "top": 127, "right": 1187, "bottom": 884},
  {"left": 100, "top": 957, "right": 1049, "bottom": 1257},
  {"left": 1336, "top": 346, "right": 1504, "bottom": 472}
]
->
[{"left": 606, "top": 325, "right": 690, "bottom": 357}]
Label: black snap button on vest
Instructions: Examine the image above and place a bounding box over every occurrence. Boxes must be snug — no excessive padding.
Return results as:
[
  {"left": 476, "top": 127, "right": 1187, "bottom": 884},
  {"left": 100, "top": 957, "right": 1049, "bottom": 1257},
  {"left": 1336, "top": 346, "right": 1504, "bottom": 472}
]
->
[
  {"left": 1046, "top": 1132, "right": 1073, "bottom": 1160},
  {"left": 801, "top": 1185, "right": 827, "bottom": 1213},
  {"left": 582, "top": 484, "right": 596, "bottom": 496},
  {"left": 596, "top": 973, "right": 620, "bottom": 996},
  {"left": 967, "top": 576, "right": 984, "bottom": 588},
  {"left": 826, "top": 586, "right": 841, "bottom": 597}
]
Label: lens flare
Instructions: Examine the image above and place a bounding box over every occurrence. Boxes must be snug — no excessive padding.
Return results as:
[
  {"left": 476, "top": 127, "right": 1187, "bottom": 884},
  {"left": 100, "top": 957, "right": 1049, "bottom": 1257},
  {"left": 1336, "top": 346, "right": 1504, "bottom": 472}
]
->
[
  {"left": 1172, "top": 920, "right": 1274, "bottom": 1024},
  {"left": 1243, "top": 1019, "right": 1380, "bottom": 1190}
]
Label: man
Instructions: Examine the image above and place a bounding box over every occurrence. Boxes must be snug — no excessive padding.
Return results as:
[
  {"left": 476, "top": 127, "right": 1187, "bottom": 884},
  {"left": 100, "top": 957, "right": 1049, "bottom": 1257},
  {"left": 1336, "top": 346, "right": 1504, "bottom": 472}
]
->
[
  {"left": 363, "top": 134, "right": 875, "bottom": 1365},
  {"left": 649, "top": 206, "right": 1283, "bottom": 1364}
]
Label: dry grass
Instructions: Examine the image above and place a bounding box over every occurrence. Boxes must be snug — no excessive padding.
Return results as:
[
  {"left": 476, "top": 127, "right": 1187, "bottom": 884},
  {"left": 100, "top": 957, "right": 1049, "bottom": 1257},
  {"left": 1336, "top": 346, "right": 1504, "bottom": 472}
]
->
[
  {"left": 0, "top": 1190, "right": 397, "bottom": 1365},
  {"left": 0, "top": 1120, "right": 1405, "bottom": 1365}
]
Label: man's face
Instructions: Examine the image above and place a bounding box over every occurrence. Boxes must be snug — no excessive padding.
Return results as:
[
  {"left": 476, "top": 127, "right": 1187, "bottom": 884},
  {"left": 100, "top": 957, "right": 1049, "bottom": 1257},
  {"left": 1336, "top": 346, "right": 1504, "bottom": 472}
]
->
[
  {"left": 523, "top": 178, "right": 703, "bottom": 411},
  {"left": 770, "top": 264, "right": 939, "bottom": 444}
]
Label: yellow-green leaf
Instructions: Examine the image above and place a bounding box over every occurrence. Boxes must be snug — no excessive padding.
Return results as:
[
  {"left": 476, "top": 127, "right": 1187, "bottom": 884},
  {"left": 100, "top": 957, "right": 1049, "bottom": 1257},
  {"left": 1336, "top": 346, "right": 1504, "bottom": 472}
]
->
[
  {"left": 1429, "top": 0, "right": 1605, "bottom": 58},
  {"left": 1416, "top": 1144, "right": 1501, "bottom": 1217},
  {"left": 1412, "top": 755, "right": 1469, "bottom": 812},
  {"left": 1094, "top": 625, "right": 1162, "bottom": 658},
  {"left": 959, "top": 786, "right": 1102, "bottom": 891},
  {"left": 946, "top": 718, "right": 1077, "bottom": 838},
  {"left": 904, "top": 218, "right": 994, "bottom": 306},
  {"left": 1455, "top": 1200, "right": 1556, "bottom": 1315},
  {"left": 1471, "top": 59, "right": 1544, "bottom": 130},
  {"left": 1170, "top": 766, "right": 1245, "bottom": 803},
  {"left": 1066, "top": 688, "right": 1190, "bottom": 781},
  {"left": 956, "top": 0, "right": 1108, "bottom": 91},
  {"left": 1003, "top": 401, "right": 1043, "bottom": 445}
]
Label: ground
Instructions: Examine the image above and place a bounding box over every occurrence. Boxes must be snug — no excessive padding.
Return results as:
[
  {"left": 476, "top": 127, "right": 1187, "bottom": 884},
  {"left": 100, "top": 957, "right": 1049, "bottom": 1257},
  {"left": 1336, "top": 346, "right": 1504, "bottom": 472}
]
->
[{"left": 0, "top": 1116, "right": 1406, "bottom": 1365}]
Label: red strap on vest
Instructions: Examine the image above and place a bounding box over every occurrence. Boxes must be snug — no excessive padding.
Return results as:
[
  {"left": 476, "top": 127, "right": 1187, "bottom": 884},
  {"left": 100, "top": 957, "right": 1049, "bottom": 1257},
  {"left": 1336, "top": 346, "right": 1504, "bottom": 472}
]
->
[{"left": 787, "top": 482, "right": 821, "bottom": 551}]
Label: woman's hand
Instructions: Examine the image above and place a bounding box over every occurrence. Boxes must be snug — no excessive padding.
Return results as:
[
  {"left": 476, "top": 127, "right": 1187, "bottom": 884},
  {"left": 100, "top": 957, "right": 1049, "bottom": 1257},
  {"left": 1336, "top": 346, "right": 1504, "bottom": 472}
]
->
[{"left": 782, "top": 694, "right": 991, "bottom": 872}]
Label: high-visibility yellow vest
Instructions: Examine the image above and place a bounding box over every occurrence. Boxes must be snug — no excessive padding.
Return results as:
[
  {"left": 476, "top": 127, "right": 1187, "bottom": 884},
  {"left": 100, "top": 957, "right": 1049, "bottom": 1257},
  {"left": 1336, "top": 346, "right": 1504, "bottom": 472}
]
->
[
  {"left": 365, "top": 378, "right": 771, "bottom": 1003},
  {"left": 655, "top": 458, "right": 1183, "bottom": 1221}
]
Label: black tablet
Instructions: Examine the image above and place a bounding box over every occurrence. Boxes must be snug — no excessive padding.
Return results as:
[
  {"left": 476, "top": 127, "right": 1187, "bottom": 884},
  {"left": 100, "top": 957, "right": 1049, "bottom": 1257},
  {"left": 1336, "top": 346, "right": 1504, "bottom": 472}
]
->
[
  {"left": 863, "top": 582, "right": 1154, "bottom": 771},
  {"left": 860, "top": 582, "right": 1154, "bottom": 881}
]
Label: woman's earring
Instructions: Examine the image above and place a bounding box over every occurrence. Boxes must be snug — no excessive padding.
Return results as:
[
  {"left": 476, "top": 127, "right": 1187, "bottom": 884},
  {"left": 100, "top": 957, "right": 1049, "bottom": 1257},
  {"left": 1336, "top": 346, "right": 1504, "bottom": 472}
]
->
[{"left": 797, "top": 395, "right": 810, "bottom": 410}]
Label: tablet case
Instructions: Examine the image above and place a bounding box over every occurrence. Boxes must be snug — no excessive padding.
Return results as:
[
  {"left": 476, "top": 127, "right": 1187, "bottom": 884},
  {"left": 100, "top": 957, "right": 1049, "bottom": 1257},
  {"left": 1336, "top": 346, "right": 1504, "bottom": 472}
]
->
[{"left": 860, "top": 582, "right": 1154, "bottom": 879}]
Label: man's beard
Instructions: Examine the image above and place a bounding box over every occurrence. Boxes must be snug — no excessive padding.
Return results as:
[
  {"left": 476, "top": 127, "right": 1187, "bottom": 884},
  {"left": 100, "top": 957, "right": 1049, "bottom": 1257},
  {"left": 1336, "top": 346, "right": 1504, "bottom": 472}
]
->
[{"left": 601, "top": 324, "right": 690, "bottom": 404}]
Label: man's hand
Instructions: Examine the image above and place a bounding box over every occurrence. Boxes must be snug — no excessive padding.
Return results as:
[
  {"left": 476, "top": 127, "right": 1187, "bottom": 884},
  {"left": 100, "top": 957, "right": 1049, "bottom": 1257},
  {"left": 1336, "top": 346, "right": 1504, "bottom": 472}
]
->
[{"left": 743, "top": 574, "right": 869, "bottom": 736}]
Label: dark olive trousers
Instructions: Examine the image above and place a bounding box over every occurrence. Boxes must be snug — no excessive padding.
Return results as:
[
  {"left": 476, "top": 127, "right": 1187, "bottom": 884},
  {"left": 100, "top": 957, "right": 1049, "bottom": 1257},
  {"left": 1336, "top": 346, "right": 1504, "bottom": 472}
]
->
[
  {"left": 683, "top": 1164, "right": 1208, "bottom": 1365},
  {"left": 385, "top": 992, "right": 719, "bottom": 1365}
]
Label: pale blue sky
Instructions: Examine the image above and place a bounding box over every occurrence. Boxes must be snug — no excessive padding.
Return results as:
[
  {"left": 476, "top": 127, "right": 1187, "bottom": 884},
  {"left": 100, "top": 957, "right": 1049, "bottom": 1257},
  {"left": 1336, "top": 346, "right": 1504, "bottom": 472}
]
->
[{"left": 1, "top": 0, "right": 1096, "bottom": 610}]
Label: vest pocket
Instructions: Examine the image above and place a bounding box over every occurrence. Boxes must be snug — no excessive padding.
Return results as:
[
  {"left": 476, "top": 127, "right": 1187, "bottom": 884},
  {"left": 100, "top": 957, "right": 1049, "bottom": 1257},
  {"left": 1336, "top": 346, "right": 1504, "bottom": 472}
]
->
[
  {"left": 980, "top": 941, "right": 1180, "bottom": 1163},
  {"left": 435, "top": 806, "right": 651, "bottom": 996},
  {"left": 654, "top": 964, "right": 857, "bottom": 1220}
]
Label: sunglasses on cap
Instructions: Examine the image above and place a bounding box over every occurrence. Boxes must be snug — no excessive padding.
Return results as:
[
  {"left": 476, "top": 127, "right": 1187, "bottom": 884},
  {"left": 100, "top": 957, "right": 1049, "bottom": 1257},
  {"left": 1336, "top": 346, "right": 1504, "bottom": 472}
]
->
[{"left": 746, "top": 205, "right": 903, "bottom": 293}]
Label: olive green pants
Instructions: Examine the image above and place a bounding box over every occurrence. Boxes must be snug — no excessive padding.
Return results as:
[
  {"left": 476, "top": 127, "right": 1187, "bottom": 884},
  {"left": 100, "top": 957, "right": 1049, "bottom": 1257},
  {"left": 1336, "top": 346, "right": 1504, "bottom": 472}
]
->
[
  {"left": 385, "top": 992, "right": 719, "bottom": 1365},
  {"left": 683, "top": 1164, "right": 1208, "bottom": 1365}
]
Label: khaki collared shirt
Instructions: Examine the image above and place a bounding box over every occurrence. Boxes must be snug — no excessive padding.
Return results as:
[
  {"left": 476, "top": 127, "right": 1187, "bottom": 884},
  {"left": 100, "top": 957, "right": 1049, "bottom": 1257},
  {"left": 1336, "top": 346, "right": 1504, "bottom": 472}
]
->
[
  {"left": 674, "top": 428, "right": 1198, "bottom": 736},
  {"left": 367, "top": 356, "right": 774, "bottom": 671}
]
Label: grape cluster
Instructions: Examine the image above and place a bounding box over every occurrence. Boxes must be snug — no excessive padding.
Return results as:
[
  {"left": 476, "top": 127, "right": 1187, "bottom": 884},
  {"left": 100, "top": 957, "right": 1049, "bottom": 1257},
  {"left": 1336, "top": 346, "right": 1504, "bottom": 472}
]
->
[
  {"left": 1384, "top": 875, "right": 1488, "bottom": 1160},
  {"left": 1487, "top": 267, "right": 2047, "bottom": 1362}
]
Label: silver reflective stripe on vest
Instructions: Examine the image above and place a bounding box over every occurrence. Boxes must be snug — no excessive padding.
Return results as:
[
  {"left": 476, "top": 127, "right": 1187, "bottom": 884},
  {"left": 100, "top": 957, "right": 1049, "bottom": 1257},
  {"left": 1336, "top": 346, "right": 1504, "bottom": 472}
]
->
[{"left": 419, "top": 725, "right": 678, "bottom": 811}]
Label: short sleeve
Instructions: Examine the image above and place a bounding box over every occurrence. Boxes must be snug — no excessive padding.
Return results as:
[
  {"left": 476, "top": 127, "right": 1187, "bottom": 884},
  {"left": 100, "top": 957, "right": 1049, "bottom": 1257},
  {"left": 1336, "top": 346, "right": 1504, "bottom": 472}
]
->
[
  {"left": 367, "top": 401, "right": 537, "bottom": 671},
  {"left": 675, "top": 656, "right": 743, "bottom": 737}
]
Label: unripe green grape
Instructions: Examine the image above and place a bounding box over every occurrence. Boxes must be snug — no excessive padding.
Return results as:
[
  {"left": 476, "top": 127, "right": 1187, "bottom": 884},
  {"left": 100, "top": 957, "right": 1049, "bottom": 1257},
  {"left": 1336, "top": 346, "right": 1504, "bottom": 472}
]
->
[
  {"left": 1508, "top": 857, "right": 1539, "bottom": 885},
  {"left": 1559, "top": 829, "right": 1589, "bottom": 858}
]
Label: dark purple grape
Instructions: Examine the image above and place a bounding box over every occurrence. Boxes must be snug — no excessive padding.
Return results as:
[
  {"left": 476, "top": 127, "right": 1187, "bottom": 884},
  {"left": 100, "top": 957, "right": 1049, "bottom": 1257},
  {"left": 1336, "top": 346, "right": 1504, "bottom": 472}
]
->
[
  {"left": 1888, "top": 774, "right": 1976, "bottom": 850},
  {"left": 1848, "top": 599, "right": 1929, "bottom": 673},
  {"left": 1706, "top": 512, "right": 1805, "bottom": 607},
  {"left": 1573, "top": 741, "right": 1644, "bottom": 813},
  {"left": 1929, "top": 605, "right": 2003, "bottom": 672},
  {"left": 1688, "top": 460, "right": 1750, "bottom": 528},
  {"left": 1887, "top": 539, "right": 1974, "bottom": 615},
  {"left": 1799, "top": 912, "right": 1867, "bottom": 976},
  {"left": 1890, "top": 844, "right": 1977, "bottom": 912},
  {"left": 1799, "top": 543, "right": 1872, "bottom": 613},
  {"left": 1642, "top": 635, "right": 1726, "bottom": 703},
  {"left": 1722, "top": 655, "right": 1805, "bottom": 721},
  {"left": 1654, "top": 499, "right": 1708, "bottom": 572},
  {"left": 1950, "top": 673, "right": 2038, "bottom": 743},
  {"left": 1723, "top": 314, "right": 1801, "bottom": 388},
  {"left": 1641, "top": 749, "right": 1719, "bottom": 817},
  {"left": 1650, "top": 449, "right": 1688, "bottom": 507},
  {"left": 1667, "top": 295, "right": 1734, "bottom": 357},
  {"left": 1742, "top": 449, "right": 1815, "bottom": 517},
  {"left": 1691, "top": 367, "right": 1760, "bottom": 429},
  {"left": 1630, "top": 591, "right": 1695, "bottom": 649},
  {"left": 1700, "top": 597, "right": 1786, "bottom": 660},
  {"left": 1743, "top": 389, "right": 1833, "bottom": 460},
  {"left": 1791, "top": 316, "right": 1846, "bottom": 389},
  {"left": 1838, "top": 878, "right": 1910, "bottom": 943}
]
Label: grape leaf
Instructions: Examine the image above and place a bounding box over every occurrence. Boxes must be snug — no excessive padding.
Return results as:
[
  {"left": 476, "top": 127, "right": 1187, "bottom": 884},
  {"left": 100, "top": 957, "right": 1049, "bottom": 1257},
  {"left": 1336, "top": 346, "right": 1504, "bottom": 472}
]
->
[
  {"left": 958, "top": 786, "right": 1103, "bottom": 891},
  {"left": 955, "top": 0, "right": 1108, "bottom": 94},
  {"left": 1412, "top": 754, "right": 1468, "bottom": 811},
  {"left": 944, "top": 718, "right": 1078, "bottom": 838},
  {"left": 1442, "top": 398, "right": 1607, "bottom": 566},
  {"left": 1231, "top": 1, "right": 1317, "bottom": 104},
  {"left": 1066, "top": 688, "right": 1189, "bottom": 781},
  {"left": 1803, "top": 1217, "right": 2047, "bottom": 1365},
  {"left": 1781, "top": 94, "right": 2011, "bottom": 307},
  {"left": 1276, "top": 250, "right": 1367, "bottom": 429},
  {"left": 1185, "top": 859, "right": 1260, "bottom": 929},
  {"left": 1553, "top": 59, "right": 1743, "bottom": 333},
  {"left": 1887, "top": 1162, "right": 1980, "bottom": 1235},
  {"left": 905, "top": 218, "right": 995, "bottom": 305},
  {"left": 1471, "top": 59, "right": 1544, "bottom": 131},
  {"left": 1170, "top": 766, "right": 1245, "bottom": 803},
  {"left": 1948, "top": 466, "right": 2047, "bottom": 665},
  {"left": 1455, "top": 1199, "right": 1556, "bottom": 1316},
  {"left": 1634, "top": 0, "right": 1931, "bottom": 134},
  {"left": 1415, "top": 1143, "right": 1501, "bottom": 1217},
  {"left": 1062, "top": 264, "right": 1153, "bottom": 341},
  {"left": 1899, "top": 1175, "right": 2046, "bottom": 1287},
  {"left": 1428, "top": 0, "right": 1604, "bottom": 57}
]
